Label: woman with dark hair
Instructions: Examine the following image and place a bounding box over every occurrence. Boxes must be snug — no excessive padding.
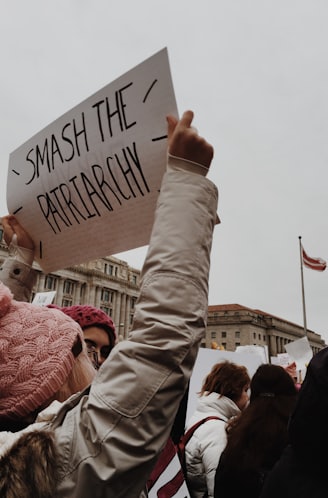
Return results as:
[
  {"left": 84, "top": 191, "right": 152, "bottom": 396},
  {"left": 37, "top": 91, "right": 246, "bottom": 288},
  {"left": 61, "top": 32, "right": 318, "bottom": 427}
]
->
[
  {"left": 260, "top": 348, "right": 328, "bottom": 498},
  {"left": 214, "top": 363, "right": 298, "bottom": 498},
  {"left": 185, "top": 361, "right": 250, "bottom": 498}
]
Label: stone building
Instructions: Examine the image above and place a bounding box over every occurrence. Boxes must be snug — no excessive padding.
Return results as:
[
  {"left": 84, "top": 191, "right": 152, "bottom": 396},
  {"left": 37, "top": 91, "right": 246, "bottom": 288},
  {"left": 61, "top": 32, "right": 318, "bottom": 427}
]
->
[
  {"left": 0, "top": 228, "right": 140, "bottom": 340},
  {"left": 1, "top": 221, "right": 326, "bottom": 353},
  {"left": 207, "top": 303, "right": 325, "bottom": 357}
]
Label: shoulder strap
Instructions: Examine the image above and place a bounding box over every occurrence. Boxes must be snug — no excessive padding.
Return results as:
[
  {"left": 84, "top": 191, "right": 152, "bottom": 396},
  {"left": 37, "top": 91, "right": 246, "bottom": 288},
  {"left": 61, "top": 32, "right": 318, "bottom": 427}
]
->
[{"left": 181, "top": 415, "right": 224, "bottom": 446}]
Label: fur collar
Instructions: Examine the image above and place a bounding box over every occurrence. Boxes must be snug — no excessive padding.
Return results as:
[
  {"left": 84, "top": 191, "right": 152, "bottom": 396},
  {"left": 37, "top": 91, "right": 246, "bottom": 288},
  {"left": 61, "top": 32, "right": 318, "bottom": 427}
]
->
[
  {"left": 0, "top": 401, "right": 63, "bottom": 497},
  {"left": 0, "top": 430, "right": 58, "bottom": 498}
]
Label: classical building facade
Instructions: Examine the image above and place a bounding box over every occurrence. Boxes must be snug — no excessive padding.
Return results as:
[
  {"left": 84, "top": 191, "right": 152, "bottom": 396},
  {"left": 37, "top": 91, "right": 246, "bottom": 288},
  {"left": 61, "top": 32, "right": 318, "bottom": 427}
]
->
[
  {"left": 0, "top": 222, "right": 326, "bottom": 354},
  {"left": 0, "top": 229, "right": 140, "bottom": 340},
  {"left": 207, "top": 304, "right": 325, "bottom": 357}
]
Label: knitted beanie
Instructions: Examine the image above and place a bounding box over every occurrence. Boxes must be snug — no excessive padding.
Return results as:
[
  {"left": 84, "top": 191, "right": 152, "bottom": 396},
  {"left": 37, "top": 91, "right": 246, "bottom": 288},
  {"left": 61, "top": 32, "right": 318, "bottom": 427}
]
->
[
  {"left": 0, "top": 282, "right": 84, "bottom": 421},
  {"left": 48, "top": 305, "right": 116, "bottom": 348}
]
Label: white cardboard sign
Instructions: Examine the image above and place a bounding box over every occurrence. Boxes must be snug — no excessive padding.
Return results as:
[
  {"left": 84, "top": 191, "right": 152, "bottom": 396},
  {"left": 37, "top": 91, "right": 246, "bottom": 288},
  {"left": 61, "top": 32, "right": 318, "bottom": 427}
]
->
[
  {"left": 148, "top": 451, "right": 191, "bottom": 498},
  {"left": 284, "top": 336, "right": 313, "bottom": 371},
  {"left": 7, "top": 48, "right": 178, "bottom": 272},
  {"left": 32, "top": 291, "right": 56, "bottom": 306},
  {"left": 186, "top": 348, "right": 264, "bottom": 423}
]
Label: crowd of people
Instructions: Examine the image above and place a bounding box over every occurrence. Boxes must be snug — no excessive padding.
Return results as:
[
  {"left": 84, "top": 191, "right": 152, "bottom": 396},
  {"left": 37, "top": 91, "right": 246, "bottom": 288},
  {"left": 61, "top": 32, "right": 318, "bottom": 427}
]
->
[{"left": 0, "top": 109, "right": 326, "bottom": 498}]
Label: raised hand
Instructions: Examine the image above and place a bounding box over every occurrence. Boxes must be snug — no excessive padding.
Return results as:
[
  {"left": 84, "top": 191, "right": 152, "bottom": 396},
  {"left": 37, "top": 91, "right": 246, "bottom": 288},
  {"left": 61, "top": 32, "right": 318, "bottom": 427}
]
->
[{"left": 166, "top": 110, "right": 214, "bottom": 169}]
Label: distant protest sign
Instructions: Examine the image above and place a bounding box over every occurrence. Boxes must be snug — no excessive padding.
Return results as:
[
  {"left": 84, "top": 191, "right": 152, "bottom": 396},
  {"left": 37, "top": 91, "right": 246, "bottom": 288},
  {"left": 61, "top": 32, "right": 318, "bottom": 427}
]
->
[
  {"left": 186, "top": 349, "right": 263, "bottom": 422},
  {"left": 32, "top": 291, "right": 56, "bottom": 306},
  {"left": 7, "top": 48, "right": 178, "bottom": 272},
  {"left": 284, "top": 336, "right": 313, "bottom": 371}
]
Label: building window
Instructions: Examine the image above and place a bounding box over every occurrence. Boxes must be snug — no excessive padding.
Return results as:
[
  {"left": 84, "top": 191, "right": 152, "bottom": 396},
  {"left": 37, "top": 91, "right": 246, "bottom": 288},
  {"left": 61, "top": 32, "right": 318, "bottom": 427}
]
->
[
  {"left": 235, "top": 331, "right": 240, "bottom": 338},
  {"left": 63, "top": 280, "right": 75, "bottom": 295},
  {"left": 101, "top": 306, "right": 112, "bottom": 316},
  {"left": 211, "top": 331, "right": 216, "bottom": 339},
  {"left": 221, "top": 331, "right": 227, "bottom": 338},
  {"left": 258, "top": 334, "right": 262, "bottom": 340},
  {"left": 131, "top": 297, "right": 137, "bottom": 309},
  {"left": 131, "top": 274, "right": 137, "bottom": 285},
  {"left": 129, "top": 314, "right": 134, "bottom": 325},
  {"left": 253, "top": 332, "right": 256, "bottom": 339},
  {"left": 101, "top": 289, "right": 113, "bottom": 303},
  {"left": 62, "top": 298, "right": 72, "bottom": 307},
  {"left": 235, "top": 342, "right": 240, "bottom": 348},
  {"left": 104, "top": 264, "right": 114, "bottom": 276},
  {"left": 45, "top": 275, "right": 56, "bottom": 290}
]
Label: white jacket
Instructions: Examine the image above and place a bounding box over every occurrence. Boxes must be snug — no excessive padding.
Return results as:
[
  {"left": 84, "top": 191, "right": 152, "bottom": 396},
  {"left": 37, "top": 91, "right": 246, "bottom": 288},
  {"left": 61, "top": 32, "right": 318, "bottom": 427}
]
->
[{"left": 185, "top": 392, "right": 241, "bottom": 498}]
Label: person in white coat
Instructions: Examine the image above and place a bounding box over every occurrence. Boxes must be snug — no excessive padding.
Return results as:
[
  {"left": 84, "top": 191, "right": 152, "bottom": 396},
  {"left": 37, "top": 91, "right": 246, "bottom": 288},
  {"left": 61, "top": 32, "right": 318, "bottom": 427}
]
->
[{"left": 185, "top": 361, "right": 250, "bottom": 498}]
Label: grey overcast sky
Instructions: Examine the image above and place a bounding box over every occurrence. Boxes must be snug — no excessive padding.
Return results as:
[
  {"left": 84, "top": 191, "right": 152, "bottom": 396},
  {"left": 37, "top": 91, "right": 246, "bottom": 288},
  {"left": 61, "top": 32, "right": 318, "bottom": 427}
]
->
[{"left": 1, "top": 0, "right": 328, "bottom": 343}]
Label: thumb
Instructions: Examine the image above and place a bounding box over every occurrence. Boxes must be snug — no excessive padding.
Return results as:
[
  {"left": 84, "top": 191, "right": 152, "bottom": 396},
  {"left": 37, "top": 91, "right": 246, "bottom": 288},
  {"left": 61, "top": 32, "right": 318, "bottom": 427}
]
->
[
  {"left": 1, "top": 215, "right": 15, "bottom": 246},
  {"left": 166, "top": 114, "right": 178, "bottom": 145}
]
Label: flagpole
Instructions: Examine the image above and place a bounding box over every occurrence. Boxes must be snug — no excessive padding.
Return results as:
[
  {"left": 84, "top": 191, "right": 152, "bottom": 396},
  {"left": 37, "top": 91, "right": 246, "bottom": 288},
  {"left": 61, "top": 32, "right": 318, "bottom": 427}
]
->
[{"left": 298, "top": 236, "right": 307, "bottom": 336}]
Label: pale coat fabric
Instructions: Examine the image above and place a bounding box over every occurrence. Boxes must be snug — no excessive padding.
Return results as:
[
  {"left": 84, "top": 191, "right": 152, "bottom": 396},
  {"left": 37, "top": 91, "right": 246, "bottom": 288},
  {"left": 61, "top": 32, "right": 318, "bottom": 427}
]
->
[
  {"left": 0, "top": 162, "right": 218, "bottom": 498},
  {"left": 185, "top": 393, "right": 241, "bottom": 498}
]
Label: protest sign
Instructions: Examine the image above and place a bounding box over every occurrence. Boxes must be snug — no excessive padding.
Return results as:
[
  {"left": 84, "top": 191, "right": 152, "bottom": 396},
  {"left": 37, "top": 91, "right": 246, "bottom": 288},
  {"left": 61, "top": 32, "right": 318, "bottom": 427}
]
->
[
  {"left": 271, "top": 352, "right": 291, "bottom": 367},
  {"left": 235, "top": 344, "right": 269, "bottom": 363},
  {"left": 7, "top": 48, "right": 178, "bottom": 272},
  {"left": 284, "top": 336, "right": 313, "bottom": 372},
  {"left": 186, "top": 348, "right": 263, "bottom": 423},
  {"left": 148, "top": 441, "right": 191, "bottom": 498},
  {"left": 32, "top": 290, "right": 56, "bottom": 306}
]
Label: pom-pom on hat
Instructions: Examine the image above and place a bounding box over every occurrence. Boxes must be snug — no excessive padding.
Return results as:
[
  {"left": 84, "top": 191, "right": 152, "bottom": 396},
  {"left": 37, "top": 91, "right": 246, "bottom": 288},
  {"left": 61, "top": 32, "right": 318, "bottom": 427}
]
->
[
  {"left": 0, "top": 282, "right": 84, "bottom": 422},
  {"left": 48, "top": 305, "right": 116, "bottom": 349}
]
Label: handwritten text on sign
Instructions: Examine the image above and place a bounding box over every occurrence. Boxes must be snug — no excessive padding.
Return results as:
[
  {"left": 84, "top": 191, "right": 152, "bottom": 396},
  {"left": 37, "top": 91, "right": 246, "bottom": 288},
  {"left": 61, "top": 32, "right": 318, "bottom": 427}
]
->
[{"left": 7, "top": 48, "right": 178, "bottom": 272}]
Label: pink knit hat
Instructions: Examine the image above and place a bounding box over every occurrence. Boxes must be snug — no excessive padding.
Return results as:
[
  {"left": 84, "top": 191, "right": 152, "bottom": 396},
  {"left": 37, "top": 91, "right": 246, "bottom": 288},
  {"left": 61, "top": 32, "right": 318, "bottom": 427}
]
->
[
  {"left": 48, "top": 305, "right": 116, "bottom": 349},
  {"left": 0, "top": 282, "right": 84, "bottom": 421}
]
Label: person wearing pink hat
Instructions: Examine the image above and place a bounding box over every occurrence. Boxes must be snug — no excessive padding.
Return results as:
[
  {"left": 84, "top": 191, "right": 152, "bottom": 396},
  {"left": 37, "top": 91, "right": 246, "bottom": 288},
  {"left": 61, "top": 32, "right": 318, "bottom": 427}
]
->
[
  {"left": 48, "top": 304, "right": 117, "bottom": 369},
  {"left": 0, "top": 110, "right": 218, "bottom": 497},
  {"left": 1, "top": 217, "right": 117, "bottom": 370}
]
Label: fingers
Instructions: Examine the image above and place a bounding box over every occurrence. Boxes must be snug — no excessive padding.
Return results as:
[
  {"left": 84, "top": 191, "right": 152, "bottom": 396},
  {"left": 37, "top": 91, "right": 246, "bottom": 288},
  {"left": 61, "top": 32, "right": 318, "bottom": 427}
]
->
[
  {"left": 1, "top": 215, "right": 15, "bottom": 246},
  {"left": 1, "top": 215, "right": 34, "bottom": 250},
  {"left": 178, "top": 110, "right": 194, "bottom": 130},
  {"left": 166, "top": 110, "right": 214, "bottom": 169},
  {"left": 166, "top": 114, "right": 178, "bottom": 143}
]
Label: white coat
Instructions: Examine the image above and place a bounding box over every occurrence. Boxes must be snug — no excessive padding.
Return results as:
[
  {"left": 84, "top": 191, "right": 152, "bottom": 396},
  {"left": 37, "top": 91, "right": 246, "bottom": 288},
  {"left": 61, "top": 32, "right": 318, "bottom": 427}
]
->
[{"left": 185, "top": 392, "right": 241, "bottom": 498}]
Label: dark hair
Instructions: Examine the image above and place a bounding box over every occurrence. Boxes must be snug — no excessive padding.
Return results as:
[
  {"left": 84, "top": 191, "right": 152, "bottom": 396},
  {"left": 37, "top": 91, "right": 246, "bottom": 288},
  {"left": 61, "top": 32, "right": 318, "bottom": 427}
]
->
[
  {"left": 288, "top": 347, "right": 328, "bottom": 470},
  {"left": 223, "top": 364, "right": 297, "bottom": 469},
  {"left": 200, "top": 361, "right": 250, "bottom": 403}
]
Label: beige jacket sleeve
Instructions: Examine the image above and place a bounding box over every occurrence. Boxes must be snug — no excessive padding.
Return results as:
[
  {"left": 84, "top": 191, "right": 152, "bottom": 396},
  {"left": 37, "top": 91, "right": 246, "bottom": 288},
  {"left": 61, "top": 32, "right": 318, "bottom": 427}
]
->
[{"left": 54, "top": 165, "right": 218, "bottom": 498}]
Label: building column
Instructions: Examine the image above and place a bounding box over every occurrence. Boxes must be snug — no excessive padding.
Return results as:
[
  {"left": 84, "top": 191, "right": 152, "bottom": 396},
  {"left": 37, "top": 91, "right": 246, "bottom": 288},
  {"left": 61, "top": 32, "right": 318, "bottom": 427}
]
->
[
  {"left": 125, "top": 295, "right": 131, "bottom": 333},
  {"left": 38, "top": 273, "right": 46, "bottom": 292},
  {"left": 120, "top": 293, "right": 127, "bottom": 339},
  {"left": 56, "top": 277, "right": 64, "bottom": 305},
  {"left": 87, "top": 283, "right": 97, "bottom": 306},
  {"left": 74, "top": 281, "right": 81, "bottom": 304},
  {"left": 269, "top": 334, "right": 277, "bottom": 357}
]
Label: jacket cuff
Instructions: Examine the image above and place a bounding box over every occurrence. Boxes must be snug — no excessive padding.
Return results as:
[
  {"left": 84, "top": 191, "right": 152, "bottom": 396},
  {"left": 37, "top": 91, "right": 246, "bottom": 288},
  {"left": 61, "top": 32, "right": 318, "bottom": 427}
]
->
[{"left": 167, "top": 154, "right": 209, "bottom": 176}]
